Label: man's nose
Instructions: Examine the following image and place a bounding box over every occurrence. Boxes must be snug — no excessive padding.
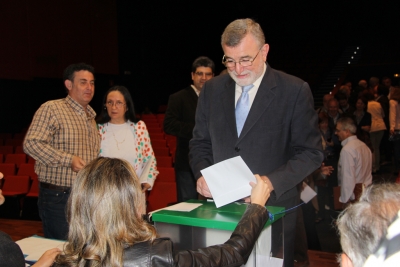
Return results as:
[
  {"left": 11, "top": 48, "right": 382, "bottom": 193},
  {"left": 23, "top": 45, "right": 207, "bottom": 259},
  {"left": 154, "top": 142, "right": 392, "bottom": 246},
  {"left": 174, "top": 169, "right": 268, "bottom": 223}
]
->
[{"left": 235, "top": 63, "right": 244, "bottom": 75}]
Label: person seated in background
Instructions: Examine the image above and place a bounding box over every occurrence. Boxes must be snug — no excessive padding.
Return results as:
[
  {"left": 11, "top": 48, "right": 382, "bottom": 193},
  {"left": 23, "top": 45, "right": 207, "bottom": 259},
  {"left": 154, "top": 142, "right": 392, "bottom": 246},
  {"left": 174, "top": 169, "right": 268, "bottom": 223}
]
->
[
  {"left": 337, "top": 183, "right": 400, "bottom": 267},
  {"left": 53, "top": 157, "right": 271, "bottom": 267},
  {"left": 0, "top": 172, "right": 60, "bottom": 267}
]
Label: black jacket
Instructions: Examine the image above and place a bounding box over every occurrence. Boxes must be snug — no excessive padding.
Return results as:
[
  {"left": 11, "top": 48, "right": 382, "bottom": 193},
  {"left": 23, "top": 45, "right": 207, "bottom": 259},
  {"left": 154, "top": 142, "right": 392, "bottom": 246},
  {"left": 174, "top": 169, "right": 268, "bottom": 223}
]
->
[
  {"left": 123, "top": 204, "right": 268, "bottom": 267},
  {"left": 163, "top": 86, "right": 198, "bottom": 171}
]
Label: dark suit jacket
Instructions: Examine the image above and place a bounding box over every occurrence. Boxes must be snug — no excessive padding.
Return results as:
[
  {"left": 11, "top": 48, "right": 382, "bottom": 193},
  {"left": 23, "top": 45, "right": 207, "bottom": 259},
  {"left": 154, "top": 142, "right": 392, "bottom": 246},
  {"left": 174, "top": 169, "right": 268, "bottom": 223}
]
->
[
  {"left": 189, "top": 64, "right": 323, "bottom": 205},
  {"left": 164, "top": 86, "right": 198, "bottom": 171}
]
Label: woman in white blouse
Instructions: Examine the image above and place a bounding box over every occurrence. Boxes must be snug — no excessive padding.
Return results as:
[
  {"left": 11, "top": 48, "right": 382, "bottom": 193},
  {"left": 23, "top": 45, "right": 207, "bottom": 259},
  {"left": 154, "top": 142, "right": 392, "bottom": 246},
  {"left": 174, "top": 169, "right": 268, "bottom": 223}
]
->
[
  {"left": 366, "top": 92, "right": 386, "bottom": 173},
  {"left": 389, "top": 86, "right": 400, "bottom": 173},
  {"left": 96, "top": 86, "right": 158, "bottom": 192}
]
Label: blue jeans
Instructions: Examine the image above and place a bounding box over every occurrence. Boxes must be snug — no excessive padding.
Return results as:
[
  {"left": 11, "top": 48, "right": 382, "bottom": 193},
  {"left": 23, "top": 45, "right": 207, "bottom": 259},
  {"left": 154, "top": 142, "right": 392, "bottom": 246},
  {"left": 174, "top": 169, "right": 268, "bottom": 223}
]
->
[{"left": 38, "top": 185, "right": 70, "bottom": 240}]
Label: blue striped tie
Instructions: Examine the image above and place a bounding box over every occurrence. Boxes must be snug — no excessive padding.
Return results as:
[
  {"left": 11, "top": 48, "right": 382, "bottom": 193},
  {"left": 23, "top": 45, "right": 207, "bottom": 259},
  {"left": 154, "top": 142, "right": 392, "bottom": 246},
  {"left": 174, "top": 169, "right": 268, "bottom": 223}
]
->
[{"left": 235, "top": 84, "right": 254, "bottom": 136}]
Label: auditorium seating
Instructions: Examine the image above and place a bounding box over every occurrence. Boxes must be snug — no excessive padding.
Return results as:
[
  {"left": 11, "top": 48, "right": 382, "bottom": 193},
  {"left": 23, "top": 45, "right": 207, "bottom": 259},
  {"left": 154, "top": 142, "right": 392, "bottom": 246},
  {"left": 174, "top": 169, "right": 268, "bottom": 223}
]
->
[
  {"left": 147, "top": 181, "right": 177, "bottom": 212},
  {"left": 5, "top": 154, "right": 27, "bottom": 168},
  {"left": 156, "top": 167, "right": 175, "bottom": 182}
]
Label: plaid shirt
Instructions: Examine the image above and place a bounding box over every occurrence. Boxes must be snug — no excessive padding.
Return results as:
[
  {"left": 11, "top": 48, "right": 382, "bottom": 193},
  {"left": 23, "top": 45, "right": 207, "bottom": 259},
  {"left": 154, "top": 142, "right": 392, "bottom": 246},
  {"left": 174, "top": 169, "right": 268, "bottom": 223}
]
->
[{"left": 23, "top": 95, "right": 100, "bottom": 187}]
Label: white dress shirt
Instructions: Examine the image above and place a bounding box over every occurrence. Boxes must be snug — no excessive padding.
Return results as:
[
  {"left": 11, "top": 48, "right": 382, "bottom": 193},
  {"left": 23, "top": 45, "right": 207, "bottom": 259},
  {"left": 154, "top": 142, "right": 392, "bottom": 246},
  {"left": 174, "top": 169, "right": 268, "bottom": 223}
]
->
[
  {"left": 338, "top": 135, "right": 372, "bottom": 203},
  {"left": 235, "top": 63, "right": 267, "bottom": 108}
]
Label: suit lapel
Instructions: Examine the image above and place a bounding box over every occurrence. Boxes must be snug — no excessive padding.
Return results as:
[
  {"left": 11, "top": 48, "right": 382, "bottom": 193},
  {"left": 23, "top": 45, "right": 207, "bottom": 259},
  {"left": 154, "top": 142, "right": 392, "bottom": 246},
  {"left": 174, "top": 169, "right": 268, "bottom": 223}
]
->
[
  {"left": 237, "top": 64, "right": 277, "bottom": 143},
  {"left": 222, "top": 78, "right": 238, "bottom": 139}
]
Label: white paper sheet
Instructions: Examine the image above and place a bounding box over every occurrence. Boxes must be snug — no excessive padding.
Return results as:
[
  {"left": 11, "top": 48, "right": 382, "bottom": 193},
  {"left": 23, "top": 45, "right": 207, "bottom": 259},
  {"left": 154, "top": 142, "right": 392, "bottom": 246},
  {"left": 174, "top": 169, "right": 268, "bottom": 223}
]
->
[
  {"left": 300, "top": 183, "right": 317, "bottom": 203},
  {"left": 16, "top": 236, "right": 65, "bottom": 261},
  {"left": 162, "top": 202, "right": 203, "bottom": 211},
  {"left": 200, "top": 156, "right": 256, "bottom": 208},
  {"left": 148, "top": 202, "right": 203, "bottom": 219},
  {"left": 137, "top": 155, "right": 153, "bottom": 184}
]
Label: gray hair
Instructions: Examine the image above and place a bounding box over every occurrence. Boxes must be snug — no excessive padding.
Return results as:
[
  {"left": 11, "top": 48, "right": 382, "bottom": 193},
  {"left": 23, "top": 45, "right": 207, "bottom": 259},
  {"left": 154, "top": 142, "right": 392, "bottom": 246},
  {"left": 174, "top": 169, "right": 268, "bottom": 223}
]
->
[
  {"left": 221, "top": 18, "right": 265, "bottom": 47},
  {"left": 337, "top": 117, "right": 357, "bottom": 134},
  {"left": 337, "top": 183, "right": 400, "bottom": 267}
]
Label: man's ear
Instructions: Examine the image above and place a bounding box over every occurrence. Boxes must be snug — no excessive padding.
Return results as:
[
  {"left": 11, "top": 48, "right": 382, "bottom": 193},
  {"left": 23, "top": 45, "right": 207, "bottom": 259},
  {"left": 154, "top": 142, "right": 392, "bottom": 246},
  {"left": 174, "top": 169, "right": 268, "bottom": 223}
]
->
[
  {"left": 64, "top": 80, "right": 72, "bottom": 91},
  {"left": 341, "top": 253, "right": 353, "bottom": 267}
]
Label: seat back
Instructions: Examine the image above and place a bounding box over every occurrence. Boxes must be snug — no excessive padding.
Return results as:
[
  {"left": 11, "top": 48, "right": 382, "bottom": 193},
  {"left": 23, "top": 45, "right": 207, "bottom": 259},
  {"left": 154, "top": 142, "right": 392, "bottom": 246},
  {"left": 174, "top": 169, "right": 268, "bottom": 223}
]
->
[
  {"left": 2, "top": 175, "right": 30, "bottom": 195},
  {"left": 0, "top": 163, "right": 16, "bottom": 176},
  {"left": 152, "top": 139, "right": 167, "bottom": 148},
  {"left": 147, "top": 181, "right": 177, "bottom": 212},
  {"left": 0, "top": 146, "right": 14, "bottom": 155},
  {"left": 17, "top": 163, "right": 38, "bottom": 180},
  {"left": 156, "top": 167, "right": 175, "bottom": 182},
  {"left": 5, "top": 154, "right": 27, "bottom": 168},
  {"left": 153, "top": 147, "right": 170, "bottom": 157},
  {"left": 156, "top": 156, "right": 173, "bottom": 167},
  {"left": 26, "top": 178, "right": 39, "bottom": 197}
]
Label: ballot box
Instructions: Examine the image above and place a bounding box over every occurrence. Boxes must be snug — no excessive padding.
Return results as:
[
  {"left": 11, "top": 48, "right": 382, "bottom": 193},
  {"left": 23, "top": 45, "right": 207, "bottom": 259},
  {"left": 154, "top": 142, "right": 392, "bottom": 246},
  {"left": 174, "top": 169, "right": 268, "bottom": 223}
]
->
[{"left": 153, "top": 200, "right": 285, "bottom": 267}]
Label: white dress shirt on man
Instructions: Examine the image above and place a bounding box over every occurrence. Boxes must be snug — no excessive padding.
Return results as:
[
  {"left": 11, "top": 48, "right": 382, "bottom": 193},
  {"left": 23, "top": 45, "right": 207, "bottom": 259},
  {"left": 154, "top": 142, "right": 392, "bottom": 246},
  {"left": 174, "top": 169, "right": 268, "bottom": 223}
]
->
[{"left": 338, "top": 135, "right": 372, "bottom": 203}]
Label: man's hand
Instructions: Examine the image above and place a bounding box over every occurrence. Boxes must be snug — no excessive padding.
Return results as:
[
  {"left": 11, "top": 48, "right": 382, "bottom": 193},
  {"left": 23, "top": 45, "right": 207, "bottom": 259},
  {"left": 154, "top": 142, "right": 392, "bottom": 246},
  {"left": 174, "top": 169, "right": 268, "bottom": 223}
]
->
[
  {"left": 71, "top": 156, "right": 86, "bottom": 172},
  {"left": 320, "top": 163, "right": 334, "bottom": 176},
  {"left": 32, "top": 247, "right": 61, "bottom": 267},
  {"left": 197, "top": 176, "right": 212, "bottom": 198}
]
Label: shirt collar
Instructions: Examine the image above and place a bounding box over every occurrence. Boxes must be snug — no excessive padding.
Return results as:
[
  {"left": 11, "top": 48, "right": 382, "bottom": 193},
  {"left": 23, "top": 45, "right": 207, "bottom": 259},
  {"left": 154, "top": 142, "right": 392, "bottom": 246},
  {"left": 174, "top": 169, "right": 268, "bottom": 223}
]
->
[
  {"left": 191, "top": 85, "right": 200, "bottom": 96},
  {"left": 252, "top": 63, "right": 267, "bottom": 89},
  {"left": 341, "top": 135, "right": 357, "bottom": 146},
  {"left": 65, "top": 95, "right": 96, "bottom": 119}
]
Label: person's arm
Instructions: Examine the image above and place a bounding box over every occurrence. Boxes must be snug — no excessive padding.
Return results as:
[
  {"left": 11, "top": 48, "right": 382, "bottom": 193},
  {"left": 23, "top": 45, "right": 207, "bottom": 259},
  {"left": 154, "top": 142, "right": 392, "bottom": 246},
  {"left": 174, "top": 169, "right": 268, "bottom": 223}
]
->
[
  {"left": 163, "top": 93, "right": 195, "bottom": 139},
  {"left": 174, "top": 175, "right": 270, "bottom": 266},
  {"left": 138, "top": 121, "right": 158, "bottom": 190},
  {"left": 23, "top": 102, "right": 75, "bottom": 169},
  {"left": 266, "top": 82, "right": 324, "bottom": 200},
  {"left": 389, "top": 100, "right": 397, "bottom": 134},
  {"left": 31, "top": 248, "right": 61, "bottom": 267},
  {"left": 189, "top": 84, "right": 214, "bottom": 180},
  {"left": 338, "top": 149, "right": 356, "bottom": 204}
]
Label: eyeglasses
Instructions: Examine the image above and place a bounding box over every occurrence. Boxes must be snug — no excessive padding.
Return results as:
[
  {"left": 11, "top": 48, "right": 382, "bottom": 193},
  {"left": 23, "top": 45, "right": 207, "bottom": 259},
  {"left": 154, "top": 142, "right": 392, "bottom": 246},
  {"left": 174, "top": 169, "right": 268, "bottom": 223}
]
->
[
  {"left": 194, "top": 72, "right": 213, "bottom": 78},
  {"left": 105, "top": 101, "right": 126, "bottom": 108},
  {"left": 222, "top": 47, "right": 263, "bottom": 68}
]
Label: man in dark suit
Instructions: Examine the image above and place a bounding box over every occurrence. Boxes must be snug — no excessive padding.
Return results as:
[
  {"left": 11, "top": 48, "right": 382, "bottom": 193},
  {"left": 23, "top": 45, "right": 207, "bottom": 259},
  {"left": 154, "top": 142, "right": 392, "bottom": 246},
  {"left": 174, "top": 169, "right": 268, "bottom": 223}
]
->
[
  {"left": 189, "top": 19, "right": 323, "bottom": 267},
  {"left": 164, "top": 57, "right": 215, "bottom": 202}
]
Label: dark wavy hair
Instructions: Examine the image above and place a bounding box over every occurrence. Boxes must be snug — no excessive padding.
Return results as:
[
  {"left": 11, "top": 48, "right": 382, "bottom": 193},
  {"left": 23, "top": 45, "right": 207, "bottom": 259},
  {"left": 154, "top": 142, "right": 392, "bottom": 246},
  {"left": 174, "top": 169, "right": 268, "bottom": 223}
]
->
[{"left": 96, "top": 85, "right": 139, "bottom": 124}]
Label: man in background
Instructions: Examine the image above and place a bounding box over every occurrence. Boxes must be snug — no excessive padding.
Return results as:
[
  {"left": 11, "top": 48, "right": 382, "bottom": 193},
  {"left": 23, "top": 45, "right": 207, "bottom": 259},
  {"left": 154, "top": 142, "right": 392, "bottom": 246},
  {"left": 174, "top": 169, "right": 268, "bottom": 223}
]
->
[
  {"left": 164, "top": 56, "right": 215, "bottom": 202},
  {"left": 24, "top": 63, "right": 100, "bottom": 239},
  {"left": 335, "top": 117, "right": 372, "bottom": 207}
]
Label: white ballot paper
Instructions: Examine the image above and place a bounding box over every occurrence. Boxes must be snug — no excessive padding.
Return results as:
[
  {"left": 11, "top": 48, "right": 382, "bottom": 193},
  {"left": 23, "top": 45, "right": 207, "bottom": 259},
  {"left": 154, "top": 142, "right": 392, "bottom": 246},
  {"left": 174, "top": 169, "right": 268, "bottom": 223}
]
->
[
  {"left": 16, "top": 236, "right": 65, "bottom": 261},
  {"left": 300, "top": 182, "right": 317, "bottom": 203},
  {"left": 200, "top": 156, "right": 256, "bottom": 208}
]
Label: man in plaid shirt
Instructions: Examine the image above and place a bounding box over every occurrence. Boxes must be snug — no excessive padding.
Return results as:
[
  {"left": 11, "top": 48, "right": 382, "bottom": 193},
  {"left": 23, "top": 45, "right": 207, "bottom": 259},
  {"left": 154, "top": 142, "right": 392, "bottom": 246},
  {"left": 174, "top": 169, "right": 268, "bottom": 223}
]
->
[{"left": 24, "top": 63, "right": 100, "bottom": 239}]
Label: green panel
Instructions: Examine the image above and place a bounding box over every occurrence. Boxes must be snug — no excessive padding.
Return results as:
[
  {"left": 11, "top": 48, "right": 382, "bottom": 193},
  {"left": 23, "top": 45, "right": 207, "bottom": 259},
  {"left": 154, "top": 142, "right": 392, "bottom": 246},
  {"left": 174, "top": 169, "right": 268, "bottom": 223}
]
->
[{"left": 152, "top": 200, "right": 285, "bottom": 231}]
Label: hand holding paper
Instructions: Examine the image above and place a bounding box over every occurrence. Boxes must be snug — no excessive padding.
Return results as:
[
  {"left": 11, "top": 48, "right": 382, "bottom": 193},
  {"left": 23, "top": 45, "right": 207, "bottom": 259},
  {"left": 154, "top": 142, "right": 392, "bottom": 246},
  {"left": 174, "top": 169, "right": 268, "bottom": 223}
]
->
[{"left": 200, "top": 156, "right": 257, "bottom": 207}]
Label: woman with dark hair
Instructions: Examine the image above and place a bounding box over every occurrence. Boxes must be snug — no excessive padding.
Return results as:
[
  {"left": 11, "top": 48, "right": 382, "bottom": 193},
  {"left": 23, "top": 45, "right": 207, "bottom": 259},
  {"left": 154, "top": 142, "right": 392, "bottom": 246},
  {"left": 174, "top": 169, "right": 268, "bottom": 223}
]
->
[
  {"left": 97, "top": 86, "right": 158, "bottom": 193},
  {"left": 354, "top": 96, "right": 371, "bottom": 133},
  {"left": 53, "top": 157, "right": 271, "bottom": 267}
]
